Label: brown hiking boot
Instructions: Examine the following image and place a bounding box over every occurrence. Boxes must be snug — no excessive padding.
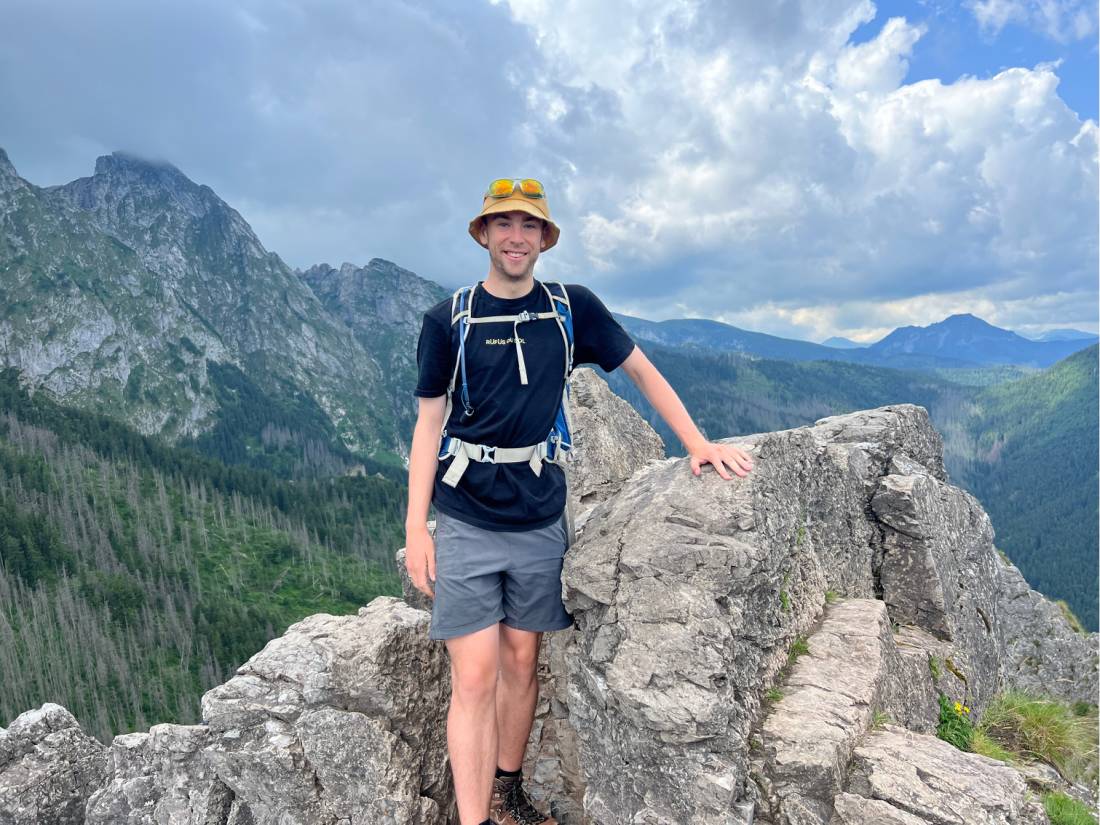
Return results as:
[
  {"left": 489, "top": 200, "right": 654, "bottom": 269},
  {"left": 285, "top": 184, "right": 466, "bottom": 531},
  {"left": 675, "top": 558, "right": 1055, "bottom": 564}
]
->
[{"left": 488, "top": 774, "right": 557, "bottom": 825}]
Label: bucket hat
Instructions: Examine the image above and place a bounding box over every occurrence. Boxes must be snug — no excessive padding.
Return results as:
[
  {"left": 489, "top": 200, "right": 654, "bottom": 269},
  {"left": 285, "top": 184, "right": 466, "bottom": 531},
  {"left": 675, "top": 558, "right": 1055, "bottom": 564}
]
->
[{"left": 468, "top": 181, "right": 560, "bottom": 251}]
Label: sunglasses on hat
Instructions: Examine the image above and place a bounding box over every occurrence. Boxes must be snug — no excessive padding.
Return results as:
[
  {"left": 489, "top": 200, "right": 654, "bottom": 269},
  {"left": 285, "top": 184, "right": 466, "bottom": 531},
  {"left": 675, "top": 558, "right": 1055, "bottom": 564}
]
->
[{"left": 485, "top": 178, "right": 546, "bottom": 199}]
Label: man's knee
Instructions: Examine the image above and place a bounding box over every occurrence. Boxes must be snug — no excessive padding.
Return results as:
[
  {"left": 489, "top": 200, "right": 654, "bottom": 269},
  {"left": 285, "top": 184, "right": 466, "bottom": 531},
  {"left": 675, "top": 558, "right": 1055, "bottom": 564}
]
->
[
  {"left": 499, "top": 628, "right": 541, "bottom": 681},
  {"left": 447, "top": 627, "right": 500, "bottom": 706}
]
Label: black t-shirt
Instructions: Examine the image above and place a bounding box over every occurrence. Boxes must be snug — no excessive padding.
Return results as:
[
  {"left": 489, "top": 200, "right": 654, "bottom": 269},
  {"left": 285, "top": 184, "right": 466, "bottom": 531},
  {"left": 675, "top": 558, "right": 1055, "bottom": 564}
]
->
[{"left": 414, "top": 280, "right": 636, "bottom": 531}]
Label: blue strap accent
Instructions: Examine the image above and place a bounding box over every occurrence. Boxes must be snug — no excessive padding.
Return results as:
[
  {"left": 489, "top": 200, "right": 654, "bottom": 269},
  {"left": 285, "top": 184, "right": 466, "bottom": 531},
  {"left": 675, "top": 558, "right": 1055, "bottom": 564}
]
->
[{"left": 456, "top": 287, "right": 475, "bottom": 418}]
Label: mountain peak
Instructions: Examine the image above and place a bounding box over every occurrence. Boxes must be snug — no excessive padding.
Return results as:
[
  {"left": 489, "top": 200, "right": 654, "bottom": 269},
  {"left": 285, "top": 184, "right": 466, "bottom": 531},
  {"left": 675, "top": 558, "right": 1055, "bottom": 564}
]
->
[
  {"left": 92, "top": 151, "right": 195, "bottom": 191},
  {"left": 0, "top": 147, "right": 27, "bottom": 195}
]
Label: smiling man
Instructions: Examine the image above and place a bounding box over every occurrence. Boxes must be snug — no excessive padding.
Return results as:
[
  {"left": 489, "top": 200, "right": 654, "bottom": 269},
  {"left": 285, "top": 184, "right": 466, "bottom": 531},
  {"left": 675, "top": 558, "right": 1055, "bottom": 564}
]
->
[{"left": 406, "top": 178, "right": 754, "bottom": 825}]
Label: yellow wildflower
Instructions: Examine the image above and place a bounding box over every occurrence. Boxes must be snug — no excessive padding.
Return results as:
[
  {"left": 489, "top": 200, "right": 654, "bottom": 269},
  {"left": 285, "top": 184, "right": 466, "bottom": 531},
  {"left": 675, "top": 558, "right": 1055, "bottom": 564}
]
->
[
  {"left": 954, "top": 701, "right": 962, "bottom": 714},
  {"left": 963, "top": 706, "right": 971, "bottom": 714}
]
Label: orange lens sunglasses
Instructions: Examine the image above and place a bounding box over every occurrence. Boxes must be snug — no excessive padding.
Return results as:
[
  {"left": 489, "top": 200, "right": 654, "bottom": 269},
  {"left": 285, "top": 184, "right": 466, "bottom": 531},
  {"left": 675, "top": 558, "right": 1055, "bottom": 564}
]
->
[{"left": 485, "top": 178, "right": 546, "bottom": 199}]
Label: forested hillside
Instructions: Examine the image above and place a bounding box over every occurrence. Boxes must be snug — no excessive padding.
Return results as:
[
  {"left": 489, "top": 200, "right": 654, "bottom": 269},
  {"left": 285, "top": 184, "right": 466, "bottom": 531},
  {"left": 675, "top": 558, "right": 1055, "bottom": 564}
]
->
[
  {"left": 0, "top": 369, "right": 404, "bottom": 742},
  {"left": 955, "top": 345, "right": 1098, "bottom": 630},
  {"left": 602, "top": 343, "right": 966, "bottom": 449}
]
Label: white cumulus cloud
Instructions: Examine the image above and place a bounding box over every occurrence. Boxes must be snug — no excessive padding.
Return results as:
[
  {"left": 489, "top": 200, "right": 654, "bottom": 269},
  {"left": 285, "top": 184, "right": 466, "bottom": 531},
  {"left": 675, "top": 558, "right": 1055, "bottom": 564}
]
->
[{"left": 495, "top": 0, "right": 1098, "bottom": 337}]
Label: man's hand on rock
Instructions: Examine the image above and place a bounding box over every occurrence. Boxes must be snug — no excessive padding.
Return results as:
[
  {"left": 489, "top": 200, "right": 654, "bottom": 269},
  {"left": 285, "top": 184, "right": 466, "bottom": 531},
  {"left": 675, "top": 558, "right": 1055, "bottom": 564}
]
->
[
  {"left": 405, "top": 525, "right": 436, "bottom": 598},
  {"left": 688, "top": 441, "right": 754, "bottom": 480}
]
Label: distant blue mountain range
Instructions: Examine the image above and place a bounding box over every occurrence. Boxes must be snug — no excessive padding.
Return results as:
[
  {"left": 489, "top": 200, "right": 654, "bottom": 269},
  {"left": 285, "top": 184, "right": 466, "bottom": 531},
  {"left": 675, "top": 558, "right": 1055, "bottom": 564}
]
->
[{"left": 614, "top": 312, "right": 1097, "bottom": 369}]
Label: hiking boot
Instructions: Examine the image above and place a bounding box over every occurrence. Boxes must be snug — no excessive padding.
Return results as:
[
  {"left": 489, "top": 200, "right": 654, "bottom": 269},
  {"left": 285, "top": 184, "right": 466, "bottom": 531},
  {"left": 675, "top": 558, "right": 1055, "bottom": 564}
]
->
[{"left": 489, "top": 774, "right": 557, "bottom": 825}]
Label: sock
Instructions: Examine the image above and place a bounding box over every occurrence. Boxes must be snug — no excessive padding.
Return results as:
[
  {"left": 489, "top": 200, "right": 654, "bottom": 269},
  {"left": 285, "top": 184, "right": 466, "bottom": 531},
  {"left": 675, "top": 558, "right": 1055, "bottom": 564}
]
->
[{"left": 495, "top": 766, "right": 522, "bottom": 779}]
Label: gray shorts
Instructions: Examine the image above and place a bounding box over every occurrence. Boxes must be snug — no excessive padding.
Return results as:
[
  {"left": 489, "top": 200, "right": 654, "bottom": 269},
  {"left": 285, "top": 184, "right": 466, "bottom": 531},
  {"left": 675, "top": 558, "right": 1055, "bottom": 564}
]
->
[{"left": 429, "top": 509, "right": 573, "bottom": 641}]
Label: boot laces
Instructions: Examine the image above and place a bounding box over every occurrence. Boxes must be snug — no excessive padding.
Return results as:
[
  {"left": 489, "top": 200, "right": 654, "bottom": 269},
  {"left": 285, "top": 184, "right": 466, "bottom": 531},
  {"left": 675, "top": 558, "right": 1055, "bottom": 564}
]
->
[{"left": 505, "top": 778, "right": 547, "bottom": 825}]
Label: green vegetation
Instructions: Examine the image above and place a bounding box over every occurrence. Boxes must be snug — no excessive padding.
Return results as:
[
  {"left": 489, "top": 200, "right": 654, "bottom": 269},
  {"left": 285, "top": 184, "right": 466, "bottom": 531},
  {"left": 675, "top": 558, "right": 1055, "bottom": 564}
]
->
[
  {"left": 0, "top": 369, "right": 404, "bottom": 741},
  {"left": 969, "top": 729, "right": 1017, "bottom": 763},
  {"left": 937, "top": 690, "right": 1098, "bottom": 808},
  {"left": 936, "top": 693, "right": 974, "bottom": 750},
  {"left": 1057, "top": 601, "right": 1087, "bottom": 635},
  {"left": 765, "top": 688, "right": 784, "bottom": 703},
  {"left": 954, "top": 346, "right": 1099, "bottom": 630},
  {"left": 184, "top": 360, "right": 403, "bottom": 481},
  {"left": 928, "top": 656, "right": 942, "bottom": 681},
  {"left": 1043, "top": 791, "right": 1098, "bottom": 825},
  {"left": 603, "top": 344, "right": 954, "bottom": 457},
  {"left": 872, "top": 710, "right": 892, "bottom": 730},
  {"left": 977, "top": 693, "right": 1098, "bottom": 787},
  {"left": 824, "top": 589, "right": 839, "bottom": 604},
  {"left": 787, "top": 635, "right": 810, "bottom": 666}
]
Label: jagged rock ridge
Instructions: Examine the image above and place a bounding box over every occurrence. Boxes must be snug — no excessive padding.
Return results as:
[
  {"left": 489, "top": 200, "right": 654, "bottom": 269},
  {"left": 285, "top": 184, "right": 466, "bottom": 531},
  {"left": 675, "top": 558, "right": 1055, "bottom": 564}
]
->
[{"left": 0, "top": 372, "right": 1094, "bottom": 824}]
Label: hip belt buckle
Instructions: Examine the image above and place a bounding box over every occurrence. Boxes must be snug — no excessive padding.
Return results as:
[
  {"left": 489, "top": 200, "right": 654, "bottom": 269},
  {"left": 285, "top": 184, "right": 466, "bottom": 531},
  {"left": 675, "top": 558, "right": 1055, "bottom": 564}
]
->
[{"left": 476, "top": 445, "right": 497, "bottom": 464}]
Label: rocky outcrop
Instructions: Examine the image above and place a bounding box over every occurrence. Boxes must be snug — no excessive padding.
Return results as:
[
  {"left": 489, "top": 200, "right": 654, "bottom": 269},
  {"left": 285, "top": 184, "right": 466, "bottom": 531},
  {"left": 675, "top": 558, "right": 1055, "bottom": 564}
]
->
[
  {"left": 753, "top": 600, "right": 936, "bottom": 824},
  {"left": 832, "top": 726, "right": 1048, "bottom": 825},
  {"left": 200, "top": 597, "right": 452, "bottom": 824},
  {"left": 1, "top": 376, "right": 1094, "bottom": 825},
  {"left": 0, "top": 703, "right": 106, "bottom": 825},
  {"left": 557, "top": 402, "right": 1093, "bottom": 823},
  {"left": 85, "top": 724, "right": 230, "bottom": 824}
]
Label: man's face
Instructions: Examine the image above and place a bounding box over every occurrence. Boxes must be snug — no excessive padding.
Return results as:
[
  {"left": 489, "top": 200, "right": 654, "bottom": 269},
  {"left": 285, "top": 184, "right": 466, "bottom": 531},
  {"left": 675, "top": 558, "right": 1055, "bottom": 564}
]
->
[{"left": 479, "top": 211, "right": 548, "bottom": 282}]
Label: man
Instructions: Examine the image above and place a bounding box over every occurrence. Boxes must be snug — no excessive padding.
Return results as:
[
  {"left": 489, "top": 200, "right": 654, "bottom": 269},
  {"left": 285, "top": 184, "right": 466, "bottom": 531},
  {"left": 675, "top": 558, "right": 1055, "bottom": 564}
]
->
[{"left": 406, "top": 179, "right": 753, "bottom": 825}]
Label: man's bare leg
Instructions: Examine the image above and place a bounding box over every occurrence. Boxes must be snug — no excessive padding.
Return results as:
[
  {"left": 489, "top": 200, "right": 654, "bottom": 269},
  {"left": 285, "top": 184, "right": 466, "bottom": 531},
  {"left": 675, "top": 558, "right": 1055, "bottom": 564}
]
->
[
  {"left": 496, "top": 625, "right": 542, "bottom": 771},
  {"left": 447, "top": 624, "right": 501, "bottom": 825}
]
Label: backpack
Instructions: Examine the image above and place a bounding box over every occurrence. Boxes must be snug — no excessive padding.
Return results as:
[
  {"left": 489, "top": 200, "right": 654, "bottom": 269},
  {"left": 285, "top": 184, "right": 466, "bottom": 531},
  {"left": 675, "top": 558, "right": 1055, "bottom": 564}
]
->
[{"left": 437, "top": 280, "right": 576, "bottom": 493}]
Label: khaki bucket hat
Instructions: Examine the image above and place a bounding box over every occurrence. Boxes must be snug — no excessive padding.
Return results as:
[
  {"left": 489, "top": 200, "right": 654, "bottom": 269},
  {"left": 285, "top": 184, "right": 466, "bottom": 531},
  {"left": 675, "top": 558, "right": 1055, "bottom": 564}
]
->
[{"left": 468, "top": 180, "right": 561, "bottom": 250}]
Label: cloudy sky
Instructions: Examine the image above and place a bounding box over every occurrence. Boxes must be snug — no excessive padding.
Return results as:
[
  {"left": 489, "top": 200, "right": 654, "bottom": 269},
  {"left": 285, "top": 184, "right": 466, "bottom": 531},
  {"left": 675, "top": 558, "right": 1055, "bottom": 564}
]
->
[{"left": 2, "top": 0, "right": 1096, "bottom": 343}]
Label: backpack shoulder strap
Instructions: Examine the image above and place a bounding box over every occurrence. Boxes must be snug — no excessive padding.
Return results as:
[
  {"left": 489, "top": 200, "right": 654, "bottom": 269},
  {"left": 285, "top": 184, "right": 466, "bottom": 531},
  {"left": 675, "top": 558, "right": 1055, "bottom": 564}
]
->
[
  {"left": 542, "top": 281, "right": 574, "bottom": 376},
  {"left": 443, "top": 284, "right": 478, "bottom": 429}
]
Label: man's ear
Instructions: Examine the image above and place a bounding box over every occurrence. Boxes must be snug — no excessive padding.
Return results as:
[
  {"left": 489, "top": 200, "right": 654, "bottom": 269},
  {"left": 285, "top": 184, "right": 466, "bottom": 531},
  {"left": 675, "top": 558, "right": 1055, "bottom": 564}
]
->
[
  {"left": 541, "top": 222, "right": 550, "bottom": 250},
  {"left": 478, "top": 217, "right": 489, "bottom": 246}
]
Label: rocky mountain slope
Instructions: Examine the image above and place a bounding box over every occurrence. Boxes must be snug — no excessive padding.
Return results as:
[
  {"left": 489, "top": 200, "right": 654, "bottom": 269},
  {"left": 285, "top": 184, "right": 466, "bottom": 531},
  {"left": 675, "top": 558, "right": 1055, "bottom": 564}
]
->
[
  {"left": 1, "top": 149, "right": 397, "bottom": 462},
  {"left": 300, "top": 259, "right": 450, "bottom": 452},
  {"left": 1, "top": 372, "right": 1094, "bottom": 824}
]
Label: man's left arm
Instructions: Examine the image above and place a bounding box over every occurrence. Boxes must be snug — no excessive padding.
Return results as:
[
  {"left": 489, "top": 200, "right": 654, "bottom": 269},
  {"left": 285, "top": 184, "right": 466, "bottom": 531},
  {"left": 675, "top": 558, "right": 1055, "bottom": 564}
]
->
[{"left": 618, "top": 346, "right": 754, "bottom": 480}]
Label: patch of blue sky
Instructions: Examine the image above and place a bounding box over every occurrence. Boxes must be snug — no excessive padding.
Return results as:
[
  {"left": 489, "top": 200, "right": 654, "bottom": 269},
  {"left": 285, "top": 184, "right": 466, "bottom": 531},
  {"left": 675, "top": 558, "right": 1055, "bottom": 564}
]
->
[{"left": 850, "top": 0, "right": 1097, "bottom": 120}]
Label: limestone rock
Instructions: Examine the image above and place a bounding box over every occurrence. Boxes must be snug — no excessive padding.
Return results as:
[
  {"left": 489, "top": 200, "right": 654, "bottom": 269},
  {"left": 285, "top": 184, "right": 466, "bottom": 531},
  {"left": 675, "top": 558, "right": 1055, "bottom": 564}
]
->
[
  {"left": 0, "top": 703, "right": 107, "bottom": 825},
  {"left": 994, "top": 557, "right": 1099, "bottom": 704},
  {"left": 200, "top": 597, "right": 452, "bottom": 825},
  {"left": 85, "top": 723, "right": 232, "bottom": 824},
  {"left": 836, "top": 726, "right": 1049, "bottom": 824},
  {"left": 872, "top": 463, "right": 1098, "bottom": 707},
  {"left": 755, "top": 600, "right": 939, "bottom": 825},
  {"left": 560, "top": 404, "right": 894, "bottom": 823},
  {"left": 566, "top": 367, "right": 665, "bottom": 526}
]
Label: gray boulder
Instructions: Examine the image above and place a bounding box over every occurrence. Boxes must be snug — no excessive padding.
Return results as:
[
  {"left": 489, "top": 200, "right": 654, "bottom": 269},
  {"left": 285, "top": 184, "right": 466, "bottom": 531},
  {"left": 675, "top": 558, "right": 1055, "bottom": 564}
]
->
[
  {"left": 0, "top": 703, "right": 106, "bottom": 825},
  {"left": 557, "top": 403, "right": 1093, "bottom": 823},
  {"left": 833, "top": 726, "right": 1049, "bottom": 824},
  {"left": 200, "top": 597, "right": 451, "bottom": 825},
  {"left": 85, "top": 724, "right": 232, "bottom": 824}
]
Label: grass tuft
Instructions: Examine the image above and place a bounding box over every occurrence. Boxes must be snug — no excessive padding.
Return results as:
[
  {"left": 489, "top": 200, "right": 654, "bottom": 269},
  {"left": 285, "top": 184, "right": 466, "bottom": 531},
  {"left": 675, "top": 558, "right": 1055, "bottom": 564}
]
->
[
  {"left": 765, "top": 687, "right": 784, "bottom": 703},
  {"left": 1056, "top": 600, "right": 1087, "bottom": 635},
  {"left": 1043, "top": 791, "right": 1098, "bottom": 825},
  {"left": 787, "top": 635, "right": 810, "bottom": 666},
  {"left": 970, "top": 729, "right": 1017, "bottom": 764},
  {"left": 977, "top": 692, "right": 1098, "bottom": 787}
]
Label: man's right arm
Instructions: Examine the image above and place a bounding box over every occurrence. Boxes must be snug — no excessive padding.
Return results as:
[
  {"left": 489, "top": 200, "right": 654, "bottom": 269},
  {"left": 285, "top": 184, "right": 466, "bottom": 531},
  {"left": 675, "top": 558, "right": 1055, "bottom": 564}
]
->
[{"left": 405, "top": 394, "right": 446, "bottom": 597}]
